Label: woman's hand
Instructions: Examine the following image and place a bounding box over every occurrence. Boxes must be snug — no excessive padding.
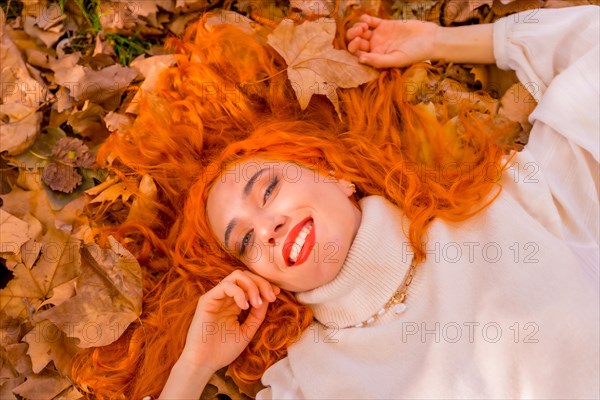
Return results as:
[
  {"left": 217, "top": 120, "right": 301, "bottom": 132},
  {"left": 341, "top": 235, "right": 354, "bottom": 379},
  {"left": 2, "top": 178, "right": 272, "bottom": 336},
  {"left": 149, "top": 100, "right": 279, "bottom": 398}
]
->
[
  {"left": 346, "top": 14, "right": 439, "bottom": 68},
  {"left": 347, "top": 14, "right": 496, "bottom": 68},
  {"left": 159, "top": 270, "right": 280, "bottom": 399}
]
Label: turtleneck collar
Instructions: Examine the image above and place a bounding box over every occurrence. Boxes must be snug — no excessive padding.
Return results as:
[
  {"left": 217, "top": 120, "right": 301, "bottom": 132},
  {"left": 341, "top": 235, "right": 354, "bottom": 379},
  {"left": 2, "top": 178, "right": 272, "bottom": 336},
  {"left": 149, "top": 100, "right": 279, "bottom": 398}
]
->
[{"left": 295, "top": 196, "right": 414, "bottom": 328}]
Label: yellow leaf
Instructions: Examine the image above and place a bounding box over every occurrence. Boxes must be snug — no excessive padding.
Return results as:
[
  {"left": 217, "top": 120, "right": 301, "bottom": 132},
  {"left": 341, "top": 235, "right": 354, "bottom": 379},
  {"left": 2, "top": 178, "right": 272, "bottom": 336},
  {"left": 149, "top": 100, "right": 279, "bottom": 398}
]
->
[
  {"left": 39, "top": 237, "right": 142, "bottom": 348},
  {"left": 267, "top": 18, "right": 379, "bottom": 115},
  {"left": 88, "top": 181, "right": 134, "bottom": 204}
]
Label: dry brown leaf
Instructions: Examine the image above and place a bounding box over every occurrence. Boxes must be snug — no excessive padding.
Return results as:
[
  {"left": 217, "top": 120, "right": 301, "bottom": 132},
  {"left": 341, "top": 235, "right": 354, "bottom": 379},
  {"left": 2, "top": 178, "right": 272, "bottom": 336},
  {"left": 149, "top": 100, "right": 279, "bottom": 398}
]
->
[
  {"left": 103, "top": 111, "right": 133, "bottom": 132},
  {"left": 491, "top": 0, "right": 544, "bottom": 18},
  {"left": 0, "top": 210, "right": 31, "bottom": 256},
  {"left": 0, "top": 376, "right": 25, "bottom": 400},
  {"left": 23, "top": 15, "right": 63, "bottom": 48},
  {"left": 202, "top": 368, "right": 251, "bottom": 400},
  {"left": 98, "top": 1, "right": 142, "bottom": 35},
  {"left": 498, "top": 82, "right": 537, "bottom": 133},
  {"left": 127, "top": 175, "right": 158, "bottom": 223},
  {"left": 0, "top": 228, "right": 80, "bottom": 320},
  {"left": 1, "top": 17, "right": 47, "bottom": 155},
  {"left": 4, "top": 343, "right": 32, "bottom": 376},
  {"left": 12, "top": 367, "right": 72, "bottom": 400},
  {"left": 267, "top": 18, "right": 379, "bottom": 115},
  {"left": 176, "top": 0, "right": 211, "bottom": 12},
  {"left": 336, "top": 0, "right": 381, "bottom": 18},
  {"left": 22, "top": 319, "right": 79, "bottom": 375},
  {"left": 54, "top": 64, "right": 137, "bottom": 111},
  {"left": 127, "top": 55, "right": 177, "bottom": 114},
  {"left": 204, "top": 10, "right": 258, "bottom": 35},
  {"left": 290, "top": 0, "right": 334, "bottom": 17},
  {"left": 40, "top": 237, "right": 142, "bottom": 348},
  {"left": 39, "top": 278, "right": 77, "bottom": 308},
  {"left": 443, "top": 0, "right": 493, "bottom": 25},
  {"left": 41, "top": 162, "right": 82, "bottom": 193}
]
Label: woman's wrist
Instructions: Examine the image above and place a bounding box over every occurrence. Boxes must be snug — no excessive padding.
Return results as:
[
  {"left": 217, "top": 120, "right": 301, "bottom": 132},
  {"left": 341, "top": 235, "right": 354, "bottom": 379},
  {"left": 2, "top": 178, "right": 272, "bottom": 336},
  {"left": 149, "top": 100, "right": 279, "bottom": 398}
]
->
[
  {"left": 432, "top": 24, "right": 495, "bottom": 64},
  {"left": 159, "top": 357, "right": 215, "bottom": 399}
]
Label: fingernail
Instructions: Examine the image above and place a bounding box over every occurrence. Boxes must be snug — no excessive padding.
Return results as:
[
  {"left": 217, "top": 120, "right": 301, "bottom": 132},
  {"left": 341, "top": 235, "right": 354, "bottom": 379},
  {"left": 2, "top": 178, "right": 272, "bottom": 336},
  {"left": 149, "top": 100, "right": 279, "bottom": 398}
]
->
[{"left": 257, "top": 296, "right": 263, "bottom": 305}]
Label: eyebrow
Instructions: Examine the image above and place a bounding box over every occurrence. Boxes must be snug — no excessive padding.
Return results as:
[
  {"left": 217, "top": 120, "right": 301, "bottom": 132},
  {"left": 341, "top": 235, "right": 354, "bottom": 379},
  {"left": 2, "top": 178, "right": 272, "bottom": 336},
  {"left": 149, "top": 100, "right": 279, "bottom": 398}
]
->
[{"left": 224, "top": 167, "right": 269, "bottom": 249}]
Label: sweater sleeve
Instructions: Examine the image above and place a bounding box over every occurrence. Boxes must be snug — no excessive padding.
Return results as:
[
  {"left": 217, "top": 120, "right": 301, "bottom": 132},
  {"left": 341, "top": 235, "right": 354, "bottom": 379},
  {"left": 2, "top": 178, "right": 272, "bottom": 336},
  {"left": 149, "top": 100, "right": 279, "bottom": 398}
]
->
[
  {"left": 255, "top": 356, "right": 305, "bottom": 400},
  {"left": 492, "top": 5, "right": 599, "bottom": 273},
  {"left": 492, "top": 5, "right": 599, "bottom": 161}
]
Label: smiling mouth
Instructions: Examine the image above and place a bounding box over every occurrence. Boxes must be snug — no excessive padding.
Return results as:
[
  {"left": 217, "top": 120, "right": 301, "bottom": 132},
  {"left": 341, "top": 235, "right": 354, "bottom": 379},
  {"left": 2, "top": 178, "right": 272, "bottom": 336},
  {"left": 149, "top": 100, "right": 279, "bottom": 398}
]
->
[{"left": 283, "top": 217, "right": 315, "bottom": 267}]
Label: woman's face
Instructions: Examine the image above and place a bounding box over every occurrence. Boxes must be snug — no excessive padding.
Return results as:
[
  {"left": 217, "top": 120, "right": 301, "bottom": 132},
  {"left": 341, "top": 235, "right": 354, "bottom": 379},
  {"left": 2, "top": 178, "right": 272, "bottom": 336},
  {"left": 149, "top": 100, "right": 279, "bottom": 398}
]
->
[{"left": 206, "top": 158, "right": 361, "bottom": 292}]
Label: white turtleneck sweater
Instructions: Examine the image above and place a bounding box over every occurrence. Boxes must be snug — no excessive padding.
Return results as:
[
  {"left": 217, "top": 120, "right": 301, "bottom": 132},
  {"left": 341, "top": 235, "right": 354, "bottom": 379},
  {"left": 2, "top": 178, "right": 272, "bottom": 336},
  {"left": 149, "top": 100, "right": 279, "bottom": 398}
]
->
[{"left": 256, "top": 6, "right": 599, "bottom": 399}]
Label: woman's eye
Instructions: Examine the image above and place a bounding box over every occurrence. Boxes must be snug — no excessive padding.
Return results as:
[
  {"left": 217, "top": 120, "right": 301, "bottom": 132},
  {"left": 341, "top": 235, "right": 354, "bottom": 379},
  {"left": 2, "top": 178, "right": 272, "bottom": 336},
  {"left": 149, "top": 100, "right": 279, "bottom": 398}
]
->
[
  {"left": 263, "top": 176, "right": 279, "bottom": 204},
  {"left": 240, "top": 231, "right": 253, "bottom": 256}
]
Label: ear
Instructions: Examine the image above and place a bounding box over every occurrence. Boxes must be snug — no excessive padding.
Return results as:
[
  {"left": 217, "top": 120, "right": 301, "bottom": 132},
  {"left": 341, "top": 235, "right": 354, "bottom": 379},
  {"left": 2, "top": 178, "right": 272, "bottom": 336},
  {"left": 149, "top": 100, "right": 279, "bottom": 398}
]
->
[{"left": 336, "top": 178, "right": 356, "bottom": 197}]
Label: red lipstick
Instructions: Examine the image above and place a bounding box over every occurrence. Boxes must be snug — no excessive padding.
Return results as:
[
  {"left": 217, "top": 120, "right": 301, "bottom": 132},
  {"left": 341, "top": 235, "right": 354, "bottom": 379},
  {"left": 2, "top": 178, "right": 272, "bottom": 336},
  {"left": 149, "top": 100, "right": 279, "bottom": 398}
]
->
[{"left": 283, "top": 217, "right": 316, "bottom": 267}]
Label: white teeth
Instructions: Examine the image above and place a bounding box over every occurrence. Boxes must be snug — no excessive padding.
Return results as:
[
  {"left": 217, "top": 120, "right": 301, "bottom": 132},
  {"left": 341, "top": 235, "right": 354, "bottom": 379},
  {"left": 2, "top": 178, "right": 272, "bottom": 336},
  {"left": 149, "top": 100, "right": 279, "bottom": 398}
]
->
[{"left": 289, "top": 221, "right": 313, "bottom": 263}]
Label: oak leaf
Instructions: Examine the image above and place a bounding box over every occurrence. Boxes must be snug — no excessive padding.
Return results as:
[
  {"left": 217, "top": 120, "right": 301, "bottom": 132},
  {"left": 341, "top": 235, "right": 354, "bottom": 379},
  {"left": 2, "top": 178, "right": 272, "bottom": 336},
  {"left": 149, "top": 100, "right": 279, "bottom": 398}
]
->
[
  {"left": 40, "top": 237, "right": 142, "bottom": 348},
  {"left": 267, "top": 18, "right": 378, "bottom": 115}
]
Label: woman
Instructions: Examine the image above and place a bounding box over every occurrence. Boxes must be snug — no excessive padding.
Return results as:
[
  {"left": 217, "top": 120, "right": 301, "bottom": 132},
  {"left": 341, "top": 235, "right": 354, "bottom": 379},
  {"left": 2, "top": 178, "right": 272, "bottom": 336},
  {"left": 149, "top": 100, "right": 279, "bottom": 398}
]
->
[{"left": 74, "top": 4, "right": 599, "bottom": 399}]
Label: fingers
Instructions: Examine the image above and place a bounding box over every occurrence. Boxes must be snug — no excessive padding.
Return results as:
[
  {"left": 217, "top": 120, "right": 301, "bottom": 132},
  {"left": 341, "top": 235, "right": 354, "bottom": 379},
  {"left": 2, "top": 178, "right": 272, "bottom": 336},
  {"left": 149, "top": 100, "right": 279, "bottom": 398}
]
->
[
  {"left": 222, "top": 270, "right": 279, "bottom": 308},
  {"left": 357, "top": 52, "right": 404, "bottom": 69},
  {"left": 240, "top": 300, "right": 269, "bottom": 342},
  {"left": 359, "top": 14, "right": 382, "bottom": 29},
  {"left": 348, "top": 37, "right": 370, "bottom": 55}
]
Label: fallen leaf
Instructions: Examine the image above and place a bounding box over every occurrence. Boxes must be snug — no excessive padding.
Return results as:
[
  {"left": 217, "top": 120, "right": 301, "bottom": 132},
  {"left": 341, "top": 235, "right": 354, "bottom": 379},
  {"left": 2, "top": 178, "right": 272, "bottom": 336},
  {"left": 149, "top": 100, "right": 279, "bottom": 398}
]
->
[
  {"left": 103, "top": 111, "right": 133, "bottom": 132},
  {"left": 41, "top": 162, "right": 82, "bottom": 194},
  {"left": 12, "top": 367, "right": 72, "bottom": 400},
  {"left": 202, "top": 367, "right": 251, "bottom": 400},
  {"left": 4, "top": 343, "right": 32, "bottom": 376},
  {"left": 22, "top": 319, "right": 79, "bottom": 375},
  {"left": 0, "top": 228, "right": 80, "bottom": 320},
  {"left": 290, "top": 0, "right": 334, "bottom": 17},
  {"left": 443, "top": 0, "right": 493, "bottom": 25},
  {"left": 0, "top": 103, "right": 42, "bottom": 155},
  {"left": 39, "top": 278, "right": 77, "bottom": 308},
  {"left": 127, "top": 55, "right": 177, "bottom": 114},
  {"left": 498, "top": 82, "right": 537, "bottom": 133},
  {"left": 88, "top": 181, "right": 134, "bottom": 204},
  {"left": 54, "top": 64, "right": 137, "bottom": 111},
  {"left": 127, "top": 175, "right": 158, "bottom": 223},
  {"left": 267, "top": 18, "right": 379, "bottom": 115},
  {"left": 0, "top": 210, "right": 31, "bottom": 256},
  {"left": 40, "top": 237, "right": 142, "bottom": 348},
  {"left": 23, "top": 16, "right": 63, "bottom": 48}
]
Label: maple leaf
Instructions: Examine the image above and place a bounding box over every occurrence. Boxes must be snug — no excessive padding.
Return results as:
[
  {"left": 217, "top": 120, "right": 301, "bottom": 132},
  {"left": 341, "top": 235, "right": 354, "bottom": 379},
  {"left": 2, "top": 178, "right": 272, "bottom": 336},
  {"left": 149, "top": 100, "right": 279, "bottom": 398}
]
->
[
  {"left": 0, "top": 228, "right": 81, "bottom": 320},
  {"left": 22, "top": 319, "right": 79, "bottom": 375},
  {"left": 0, "top": 210, "right": 31, "bottom": 256},
  {"left": 267, "top": 18, "right": 379, "bottom": 116},
  {"left": 40, "top": 237, "right": 142, "bottom": 348},
  {"left": 12, "top": 367, "right": 72, "bottom": 400}
]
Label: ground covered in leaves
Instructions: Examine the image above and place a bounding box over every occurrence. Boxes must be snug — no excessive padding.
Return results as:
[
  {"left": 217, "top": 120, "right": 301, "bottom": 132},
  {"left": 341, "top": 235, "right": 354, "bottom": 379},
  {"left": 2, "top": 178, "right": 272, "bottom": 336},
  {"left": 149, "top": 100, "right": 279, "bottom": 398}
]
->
[{"left": 1, "top": 0, "right": 598, "bottom": 399}]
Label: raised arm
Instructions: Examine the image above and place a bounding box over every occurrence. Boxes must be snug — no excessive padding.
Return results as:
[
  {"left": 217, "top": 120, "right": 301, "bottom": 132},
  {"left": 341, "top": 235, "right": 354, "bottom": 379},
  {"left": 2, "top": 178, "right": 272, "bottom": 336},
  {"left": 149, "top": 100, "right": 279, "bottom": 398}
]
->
[
  {"left": 158, "top": 270, "right": 279, "bottom": 399},
  {"left": 346, "top": 15, "right": 494, "bottom": 68}
]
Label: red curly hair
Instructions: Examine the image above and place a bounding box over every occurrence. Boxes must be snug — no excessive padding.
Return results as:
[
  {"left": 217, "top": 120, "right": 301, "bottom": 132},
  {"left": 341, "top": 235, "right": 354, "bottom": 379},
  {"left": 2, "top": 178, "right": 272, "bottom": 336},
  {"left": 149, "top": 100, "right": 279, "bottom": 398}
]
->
[{"left": 71, "top": 10, "right": 509, "bottom": 399}]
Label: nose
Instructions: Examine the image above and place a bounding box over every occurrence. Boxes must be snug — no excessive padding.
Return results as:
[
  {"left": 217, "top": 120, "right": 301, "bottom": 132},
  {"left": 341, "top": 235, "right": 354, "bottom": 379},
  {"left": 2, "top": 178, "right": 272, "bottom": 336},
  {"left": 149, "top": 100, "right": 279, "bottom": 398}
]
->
[{"left": 255, "top": 214, "right": 287, "bottom": 245}]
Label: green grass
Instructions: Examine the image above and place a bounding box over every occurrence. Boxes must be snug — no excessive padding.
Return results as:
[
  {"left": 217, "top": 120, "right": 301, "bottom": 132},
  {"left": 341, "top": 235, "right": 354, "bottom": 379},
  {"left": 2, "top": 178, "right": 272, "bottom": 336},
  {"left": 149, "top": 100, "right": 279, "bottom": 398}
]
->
[{"left": 67, "top": 0, "right": 159, "bottom": 66}]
